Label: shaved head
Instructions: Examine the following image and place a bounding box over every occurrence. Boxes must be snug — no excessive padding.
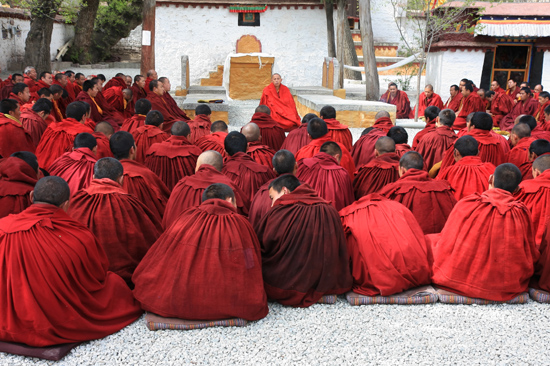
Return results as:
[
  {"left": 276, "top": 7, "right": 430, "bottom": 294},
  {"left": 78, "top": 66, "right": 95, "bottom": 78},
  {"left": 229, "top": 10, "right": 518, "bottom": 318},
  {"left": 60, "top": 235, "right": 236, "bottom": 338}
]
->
[
  {"left": 375, "top": 110, "right": 390, "bottom": 120},
  {"left": 375, "top": 136, "right": 395, "bottom": 154},
  {"left": 95, "top": 121, "right": 115, "bottom": 138},
  {"left": 511, "top": 123, "right": 531, "bottom": 139},
  {"left": 197, "top": 150, "right": 223, "bottom": 172},
  {"left": 171, "top": 121, "right": 191, "bottom": 137},
  {"left": 33, "top": 176, "right": 70, "bottom": 206},
  {"left": 241, "top": 123, "right": 261, "bottom": 142},
  {"left": 320, "top": 141, "right": 342, "bottom": 159},
  {"left": 255, "top": 105, "right": 270, "bottom": 115},
  {"left": 493, "top": 163, "right": 521, "bottom": 193},
  {"left": 533, "top": 154, "right": 550, "bottom": 173},
  {"left": 211, "top": 120, "right": 228, "bottom": 133},
  {"left": 272, "top": 150, "right": 296, "bottom": 175},
  {"left": 400, "top": 151, "right": 423, "bottom": 171}
]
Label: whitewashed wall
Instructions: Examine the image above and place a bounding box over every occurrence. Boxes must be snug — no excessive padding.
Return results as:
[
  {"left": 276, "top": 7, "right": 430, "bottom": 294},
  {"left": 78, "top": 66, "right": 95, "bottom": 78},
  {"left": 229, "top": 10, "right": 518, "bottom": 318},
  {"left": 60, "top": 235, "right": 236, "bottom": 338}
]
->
[
  {"left": 112, "top": 24, "right": 141, "bottom": 58},
  {"left": 155, "top": 5, "right": 328, "bottom": 88},
  {"left": 542, "top": 51, "right": 550, "bottom": 90}
]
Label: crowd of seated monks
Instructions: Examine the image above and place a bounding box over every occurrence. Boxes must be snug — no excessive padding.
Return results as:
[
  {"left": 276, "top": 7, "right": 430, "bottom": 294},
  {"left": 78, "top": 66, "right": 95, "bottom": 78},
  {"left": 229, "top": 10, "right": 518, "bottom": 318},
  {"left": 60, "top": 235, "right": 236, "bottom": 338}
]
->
[{"left": 1, "top": 70, "right": 550, "bottom": 354}]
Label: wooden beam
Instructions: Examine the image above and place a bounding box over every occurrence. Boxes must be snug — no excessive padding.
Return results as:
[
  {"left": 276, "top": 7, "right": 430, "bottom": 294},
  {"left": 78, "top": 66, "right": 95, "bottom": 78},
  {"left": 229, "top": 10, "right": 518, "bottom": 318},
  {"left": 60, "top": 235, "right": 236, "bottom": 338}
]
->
[{"left": 141, "top": 0, "right": 156, "bottom": 76}]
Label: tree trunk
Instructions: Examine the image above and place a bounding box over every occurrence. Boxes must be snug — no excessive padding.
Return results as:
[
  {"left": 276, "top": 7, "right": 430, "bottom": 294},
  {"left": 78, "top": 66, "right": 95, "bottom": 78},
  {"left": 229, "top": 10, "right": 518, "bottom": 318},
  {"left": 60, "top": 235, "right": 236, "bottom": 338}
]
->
[
  {"left": 344, "top": 19, "right": 361, "bottom": 80},
  {"left": 24, "top": 1, "right": 60, "bottom": 73},
  {"left": 141, "top": 0, "right": 155, "bottom": 76},
  {"left": 325, "top": 1, "right": 336, "bottom": 58},
  {"left": 336, "top": 0, "right": 346, "bottom": 89},
  {"left": 359, "top": 0, "right": 379, "bottom": 101},
  {"left": 67, "top": 0, "right": 100, "bottom": 64}
]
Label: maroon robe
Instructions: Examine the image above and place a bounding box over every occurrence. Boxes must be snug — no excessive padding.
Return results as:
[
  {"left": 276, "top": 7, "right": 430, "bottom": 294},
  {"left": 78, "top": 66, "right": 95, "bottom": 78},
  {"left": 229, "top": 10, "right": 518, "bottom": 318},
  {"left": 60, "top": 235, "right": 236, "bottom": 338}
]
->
[
  {"left": 121, "top": 114, "right": 146, "bottom": 134},
  {"left": 506, "top": 137, "right": 536, "bottom": 169},
  {"left": 94, "top": 91, "right": 124, "bottom": 130},
  {"left": 248, "top": 178, "right": 277, "bottom": 229},
  {"left": 515, "top": 169, "right": 550, "bottom": 248},
  {"left": 260, "top": 83, "right": 301, "bottom": 131},
  {"left": 131, "top": 83, "right": 147, "bottom": 104},
  {"left": 454, "top": 93, "right": 486, "bottom": 129},
  {"left": 436, "top": 155, "right": 495, "bottom": 201},
  {"left": 323, "top": 118, "right": 353, "bottom": 151},
  {"left": 188, "top": 114, "right": 212, "bottom": 144},
  {"left": 247, "top": 141, "right": 276, "bottom": 169},
  {"left": 440, "top": 128, "right": 506, "bottom": 170},
  {"left": 146, "top": 92, "right": 178, "bottom": 133},
  {"left": 380, "top": 90, "right": 411, "bottom": 119},
  {"left": 296, "top": 136, "right": 356, "bottom": 178},
  {"left": 395, "top": 143, "right": 412, "bottom": 158},
  {"left": 103, "top": 76, "right": 127, "bottom": 90},
  {"left": 93, "top": 132, "right": 113, "bottom": 159},
  {"left": 500, "top": 98, "right": 540, "bottom": 132},
  {"left": 353, "top": 152, "right": 400, "bottom": 199},
  {"left": 48, "top": 148, "right": 97, "bottom": 196},
  {"left": 444, "top": 93, "right": 463, "bottom": 112},
  {"left": 223, "top": 152, "right": 277, "bottom": 201},
  {"left": 250, "top": 112, "right": 286, "bottom": 150},
  {"left": 531, "top": 125, "right": 550, "bottom": 141},
  {"left": 20, "top": 109, "right": 48, "bottom": 147},
  {"left": 490, "top": 92, "right": 514, "bottom": 128},
  {"left": 75, "top": 91, "right": 102, "bottom": 122},
  {"left": 409, "top": 92, "right": 444, "bottom": 119},
  {"left": 415, "top": 126, "right": 458, "bottom": 170},
  {"left": 0, "top": 157, "right": 37, "bottom": 219},
  {"left": 350, "top": 128, "right": 386, "bottom": 167},
  {"left": 0, "top": 115, "right": 35, "bottom": 159},
  {"left": 163, "top": 92, "right": 190, "bottom": 121},
  {"left": 195, "top": 132, "right": 229, "bottom": 161},
  {"left": 372, "top": 117, "right": 394, "bottom": 133},
  {"left": 131, "top": 125, "right": 169, "bottom": 163},
  {"left": 412, "top": 119, "right": 437, "bottom": 149},
  {"left": 280, "top": 122, "right": 309, "bottom": 154}
]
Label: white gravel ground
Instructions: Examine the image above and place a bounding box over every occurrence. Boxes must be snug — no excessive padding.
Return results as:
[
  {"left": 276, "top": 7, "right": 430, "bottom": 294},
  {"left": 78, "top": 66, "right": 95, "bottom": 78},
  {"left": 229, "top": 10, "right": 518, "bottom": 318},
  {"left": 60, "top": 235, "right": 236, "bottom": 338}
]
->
[{"left": 2, "top": 298, "right": 550, "bottom": 365}]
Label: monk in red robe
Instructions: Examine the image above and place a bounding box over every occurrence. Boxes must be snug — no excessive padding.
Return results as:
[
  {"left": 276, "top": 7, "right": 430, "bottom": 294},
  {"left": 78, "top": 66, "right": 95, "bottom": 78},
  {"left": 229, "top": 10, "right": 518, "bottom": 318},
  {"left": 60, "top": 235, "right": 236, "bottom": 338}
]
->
[
  {"left": 131, "top": 75, "right": 147, "bottom": 104},
  {"left": 409, "top": 84, "right": 444, "bottom": 119},
  {"left": 340, "top": 193, "right": 431, "bottom": 296},
  {"left": 145, "top": 121, "right": 202, "bottom": 190},
  {"left": 536, "top": 91, "right": 550, "bottom": 125},
  {"left": 255, "top": 175, "right": 352, "bottom": 307},
  {"left": 0, "top": 73, "right": 24, "bottom": 99},
  {"left": 416, "top": 108, "right": 458, "bottom": 170},
  {"left": 49, "top": 84, "right": 67, "bottom": 122},
  {"left": 0, "top": 99, "right": 36, "bottom": 158},
  {"left": 110, "top": 131, "right": 170, "bottom": 222},
  {"left": 500, "top": 87, "right": 539, "bottom": 132},
  {"left": 48, "top": 133, "right": 97, "bottom": 195},
  {"left": 75, "top": 80, "right": 103, "bottom": 122},
  {"left": 320, "top": 105, "right": 353, "bottom": 151},
  {"left": 486, "top": 90, "right": 513, "bottom": 127},
  {"left": 20, "top": 98, "right": 51, "bottom": 147},
  {"left": 490, "top": 80, "right": 506, "bottom": 95},
  {"left": 0, "top": 152, "right": 39, "bottom": 219},
  {"left": 380, "top": 83, "right": 411, "bottom": 119},
  {"left": 32, "top": 72, "right": 53, "bottom": 102},
  {"left": 72, "top": 73, "right": 85, "bottom": 96},
  {"left": 158, "top": 77, "right": 190, "bottom": 121},
  {"left": 249, "top": 149, "right": 296, "bottom": 228},
  {"left": 103, "top": 74, "right": 127, "bottom": 90},
  {"left": 69, "top": 158, "right": 162, "bottom": 287},
  {"left": 103, "top": 86, "right": 133, "bottom": 120},
  {"left": 436, "top": 135, "right": 496, "bottom": 201},
  {"left": 250, "top": 105, "right": 286, "bottom": 150},
  {"left": 163, "top": 150, "right": 250, "bottom": 229},
  {"left": 412, "top": 106, "right": 440, "bottom": 150},
  {"left": 351, "top": 127, "right": 386, "bottom": 167},
  {"left": 517, "top": 139, "right": 550, "bottom": 181},
  {"left": 23, "top": 67, "right": 38, "bottom": 93},
  {"left": 133, "top": 183, "right": 268, "bottom": 321},
  {"left": 241, "top": 122, "right": 276, "bottom": 169},
  {"left": 506, "top": 123, "right": 535, "bottom": 168},
  {"left": 388, "top": 126, "right": 412, "bottom": 158},
  {"left": 121, "top": 99, "right": 151, "bottom": 133},
  {"left": 195, "top": 120, "right": 229, "bottom": 160},
  {"left": 353, "top": 136, "right": 400, "bottom": 199},
  {"left": 378, "top": 151, "right": 456, "bottom": 234},
  {"left": 280, "top": 113, "right": 316, "bottom": 154},
  {"left": 188, "top": 104, "right": 212, "bottom": 143},
  {"left": 260, "top": 73, "right": 301, "bottom": 131},
  {"left": 93, "top": 122, "right": 114, "bottom": 159},
  {"left": 506, "top": 79, "right": 521, "bottom": 100},
  {"left": 444, "top": 85, "right": 462, "bottom": 112},
  {"left": 222, "top": 131, "right": 276, "bottom": 201},
  {"left": 296, "top": 117, "right": 356, "bottom": 178},
  {"left": 453, "top": 81, "right": 486, "bottom": 129},
  {"left": 131, "top": 110, "right": 169, "bottom": 163},
  {"left": 431, "top": 163, "right": 538, "bottom": 302},
  {"left": 7, "top": 82, "right": 30, "bottom": 107},
  {"left": 36, "top": 101, "right": 93, "bottom": 170},
  {"left": 146, "top": 79, "right": 178, "bottom": 133}
]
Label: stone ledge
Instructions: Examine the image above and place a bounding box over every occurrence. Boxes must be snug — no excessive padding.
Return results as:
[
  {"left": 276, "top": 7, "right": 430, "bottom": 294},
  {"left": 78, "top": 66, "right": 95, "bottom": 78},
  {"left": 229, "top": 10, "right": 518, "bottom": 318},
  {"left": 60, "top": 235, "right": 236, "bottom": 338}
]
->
[
  {"left": 289, "top": 86, "right": 333, "bottom": 96},
  {"left": 188, "top": 86, "right": 226, "bottom": 95}
]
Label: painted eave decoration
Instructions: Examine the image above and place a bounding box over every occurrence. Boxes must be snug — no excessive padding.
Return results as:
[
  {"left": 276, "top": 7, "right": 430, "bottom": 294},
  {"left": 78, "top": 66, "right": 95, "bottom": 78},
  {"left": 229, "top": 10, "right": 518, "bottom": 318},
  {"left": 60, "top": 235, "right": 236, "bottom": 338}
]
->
[
  {"left": 475, "top": 16, "right": 550, "bottom": 38},
  {"left": 229, "top": 4, "right": 268, "bottom": 12}
]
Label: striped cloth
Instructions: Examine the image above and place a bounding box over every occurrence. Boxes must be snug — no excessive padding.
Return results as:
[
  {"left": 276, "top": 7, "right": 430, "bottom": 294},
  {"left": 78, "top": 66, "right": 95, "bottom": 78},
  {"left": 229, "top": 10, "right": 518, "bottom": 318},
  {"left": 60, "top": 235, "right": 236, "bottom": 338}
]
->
[
  {"left": 346, "top": 288, "right": 438, "bottom": 306},
  {"left": 145, "top": 313, "right": 248, "bottom": 331},
  {"left": 529, "top": 288, "right": 550, "bottom": 304},
  {"left": 438, "top": 292, "right": 530, "bottom": 305},
  {"left": 317, "top": 295, "right": 338, "bottom": 304}
]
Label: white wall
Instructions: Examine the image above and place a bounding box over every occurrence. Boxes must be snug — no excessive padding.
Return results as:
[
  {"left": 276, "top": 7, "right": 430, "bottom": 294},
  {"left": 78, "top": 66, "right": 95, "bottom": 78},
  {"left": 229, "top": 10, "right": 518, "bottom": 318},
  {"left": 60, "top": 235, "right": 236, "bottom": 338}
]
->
[
  {"left": 542, "top": 51, "right": 550, "bottom": 91},
  {"left": 155, "top": 5, "right": 328, "bottom": 88},
  {"left": 112, "top": 24, "right": 141, "bottom": 58}
]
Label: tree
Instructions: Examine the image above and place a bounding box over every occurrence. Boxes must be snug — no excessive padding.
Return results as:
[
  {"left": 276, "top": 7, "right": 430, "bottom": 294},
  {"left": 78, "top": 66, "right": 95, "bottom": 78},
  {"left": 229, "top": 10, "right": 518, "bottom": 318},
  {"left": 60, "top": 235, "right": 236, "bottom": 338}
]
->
[
  {"left": 66, "top": 0, "right": 99, "bottom": 64},
  {"left": 324, "top": 1, "right": 336, "bottom": 57},
  {"left": 359, "top": 0, "right": 379, "bottom": 100}
]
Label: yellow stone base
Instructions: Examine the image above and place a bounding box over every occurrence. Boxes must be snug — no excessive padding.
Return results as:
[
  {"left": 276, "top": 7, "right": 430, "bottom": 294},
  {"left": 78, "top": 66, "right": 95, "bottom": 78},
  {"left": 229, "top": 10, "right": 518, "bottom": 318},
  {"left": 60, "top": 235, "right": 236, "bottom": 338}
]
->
[
  {"left": 333, "top": 89, "right": 346, "bottom": 100},
  {"left": 200, "top": 65, "right": 224, "bottom": 87},
  {"left": 183, "top": 110, "right": 229, "bottom": 124},
  {"left": 229, "top": 56, "right": 274, "bottom": 100}
]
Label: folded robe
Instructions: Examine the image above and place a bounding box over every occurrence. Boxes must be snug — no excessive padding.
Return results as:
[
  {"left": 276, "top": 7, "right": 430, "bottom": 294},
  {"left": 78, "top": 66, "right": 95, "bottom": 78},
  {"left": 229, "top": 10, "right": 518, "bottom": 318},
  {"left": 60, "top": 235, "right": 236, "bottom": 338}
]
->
[
  {"left": 431, "top": 188, "right": 538, "bottom": 302},
  {"left": 260, "top": 83, "right": 301, "bottom": 131},
  {"left": 146, "top": 92, "right": 179, "bottom": 133},
  {"left": 121, "top": 114, "right": 146, "bottom": 134},
  {"left": 440, "top": 129, "right": 506, "bottom": 170},
  {"left": 249, "top": 112, "right": 286, "bottom": 150},
  {"left": 507, "top": 137, "right": 536, "bottom": 168},
  {"left": 133, "top": 199, "right": 268, "bottom": 321},
  {"left": 280, "top": 123, "right": 309, "bottom": 154},
  {"left": 131, "top": 125, "right": 169, "bottom": 164},
  {"left": 380, "top": 90, "right": 411, "bottom": 119},
  {"left": 255, "top": 184, "right": 353, "bottom": 307},
  {"left": 74, "top": 91, "right": 102, "bottom": 123},
  {"left": 48, "top": 148, "right": 97, "bottom": 196},
  {"left": 296, "top": 136, "right": 356, "bottom": 178},
  {"left": 340, "top": 193, "right": 431, "bottom": 296},
  {"left": 0, "top": 115, "right": 35, "bottom": 160},
  {"left": 131, "top": 83, "right": 147, "bottom": 104},
  {"left": 395, "top": 143, "right": 412, "bottom": 158},
  {"left": 500, "top": 97, "right": 539, "bottom": 132},
  {"left": 415, "top": 126, "right": 457, "bottom": 170},
  {"left": 223, "top": 152, "right": 276, "bottom": 202},
  {"left": 409, "top": 92, "right": 444, "bottom": 119},
  {"left": 436, "top": 155, "right": 495, "bottom": 201},
  {"left": 353, "top": 152, "right": 400, "bottom": 199},
  {"left": 20, "top": 109, "right": 48, "bottom": 147},
  {"left": 412, "top": 119, "right": 436, "bottom": 150},
  {"left": 0, "top": 204, "right": 142, "bottom": 347},
  {"left": 103, "top": 76, "right": 127, "bottom": 91},
  {"left": 516, "top": 169, "right": 550, "bottom": 248},
  {"left": 195, "top": 132, "right": 228, "bottom": 160},
  {"left": 0, "top": 157, "right": 37, "bottom": 219},
  {"left": 145, "top": 135, "right": 202, "bottom": 190},
  {"left": 323, "top": 118, "right": 353, "bottom": 151},
  {"left": 350, "top": 128, "right": 386, "bottom": 167},
  {"left": 453, "top": 93, "right": 486, "bottom": 129},
  {"left": 163, "top": 92, "right": 190, "bottom": 121},
  {"left": 248, "top": 177, "right": 276, "bottom": 228},
  {"left": 490, "top": 92, "right": 514, "bottom": 127},
  {"left": 69, "top": 179, "right": 162, "bottom": 286},
  {"left": 188, "top": 114, "right": 212, "bottom": 144},
  {"left": 93, "top": 132, "right": 113, "bottom": 159},
  {"left": 247, "top": 141, "right": 276, "bottom": 170}
]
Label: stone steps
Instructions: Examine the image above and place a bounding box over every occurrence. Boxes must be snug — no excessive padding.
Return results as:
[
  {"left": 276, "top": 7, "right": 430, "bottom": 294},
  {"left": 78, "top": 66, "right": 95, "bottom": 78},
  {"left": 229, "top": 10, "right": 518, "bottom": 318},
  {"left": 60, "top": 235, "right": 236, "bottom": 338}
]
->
[{"left": 200, "top": 65, "right": 224, "bottom": 87}]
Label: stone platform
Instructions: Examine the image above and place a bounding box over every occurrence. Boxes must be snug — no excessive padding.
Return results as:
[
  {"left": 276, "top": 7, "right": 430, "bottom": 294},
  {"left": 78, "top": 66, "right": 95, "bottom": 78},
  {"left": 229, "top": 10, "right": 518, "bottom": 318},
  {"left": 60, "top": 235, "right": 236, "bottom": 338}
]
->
[{"left": 175, "top": 87, "right": 229, "bottom": 123}]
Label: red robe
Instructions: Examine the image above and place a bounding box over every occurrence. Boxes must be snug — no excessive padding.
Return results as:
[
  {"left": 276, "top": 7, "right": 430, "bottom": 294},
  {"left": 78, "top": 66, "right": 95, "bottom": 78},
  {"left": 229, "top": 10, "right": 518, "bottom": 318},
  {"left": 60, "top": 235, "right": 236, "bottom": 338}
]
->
[
  {"left": 381, "top": 90, "right": 411, "bottom": 119},
  {"left": 0, "top": 115, "right": 35, "bottom": 158},
  {"left": 378, "top": 169, "right": 457, "bottom": 234},
  {"left": 133, "top": 199, "right": 268, "bottom": 320},
  {"left": 0, "top": 83, "right": 15, "bottom": 100},
  {"left": 69, "top": 178, "right": 162, "bottom": 286},
  {"left": 163, "top": 92, "right": 190, "bottom": 121},
  {"left": 515, "top": 169, "right": 550, "bottom": 248},
  {"left": 440, "top": 128, "right": 506, "bottom": 170},
  {"left": 296, "top": 152, "right": 354, "bottom": 211},
  {"left": 93, "top": 132, "right": 113, "bottom": 159},
  {"left": 444, "top": 93, "right": 463, "bottom": 112},
  {"left": 0, "top": 203, "right": 142, "bottom": 347},
  {"left": 94, "top": 91, "right": 124, "bottom": 130},
  {"left": 250, "top": 112, "right": 286, "bottom": 150},
  {"left": 223, "top": 152, "right": 276, "bottom": 201},
  {"left": 120, "top": 159, "right": 170, "bottom": 222},
  {"left": 500, "top": 98, "right": 540, "bottom": 132},
  {"left": 372, "top": 116, "right": 394, "bottom": 133},
  {"left": 121, "top": 114, "right": 146, "bottom": 134},
  {"left": 255, "top": 184, "right": 352, "bottom": 306},
  {"left": 0, "top": 157, "right": 37, "bottom": 219},
  {"left": 72, "top": 82, "right": 83, "bottom": 97},
  {"left": 260, "top": 83, "right": 301, "bottom": 131},
  {"left": 350, "top": 128, "right": 386, "bottom": 167},
  {"left": 536, "top": 100, "right": 550, "bottom": 125},
  {"left": 131, "top": 125, "right": 169, "bottom": 163},
  {"left": 163, "top": 164, "right": 249, "bottom": 229},
  {"left": 296, "top": 136, "right": 356, "bottom": 178},
  {"left": 36, "top": 118, "right": 93, "bottom": 170},
  {"left": 506, "top": 86, "right": 521, "bottom": 100},
  {"left": 248, "top": 177, "right": 277, "bottom": 229},
  {"left": 416, "top": 126, "right": 457, "bottom": 170},
  {"left": 75, "top": 91, "right": 103, "bottom": 122},
  {"left": 431, "top": 189, "right": 538, "bottom": 301},
  {"left": 195, "top": 132, "right": 229, "bottom": 161},
  {"left": 144, "top": 135, "right": 202, "bottom": 190},
  {"left": 323, "top": 118, "right": 353, "bottom": 151},
  {"left": 280, "top": 123, "right": 309, "bottom": 154},
  {"left": 436, "top": 155, "right": 495, "bottom": 201},
  {"left": 412, "top": 119, "right": 436, "bottom": 149},
  {"left": 340, "top": 193, "right": 431, "bottom": 296},
  {"left": 146, "top": 92, "right": 178, "bottom": 133},
  {"left": 490, "top": 92, "right": 514, "bottom": 128},
  {"left": 353, "top": 152, "right": 400, "bottom": 199},
  {"left": 48, "top": 148, "right": 97, "bottom": 196},
  {"left": 23, "top": 75, "right": 38, "bottom": 93},
  {"left": 188, "top": 114, "right": 212, "bottom": 144},
  {"left": 506, "top": 137, "right": 536, "bottom": 169},
  {"left": 103, "top": 76, "right": 127, "bottom": 90},
  {"left": 131, "top": 83, "right": 147, "bottom": 104},
  {"left": 531, "top": 125, "right": 550, "bottom": 141},
  {"left": 247, "top": 141, "right": 276, "bottom": 169},
  {"left": 20, "top": 109, "right": 48, "bottom": 147},
  {"left": 409, "top": 92, "right": 444, "bottom": 119},
  {"left": 103, "top": 86, "right": 126, "bottom": 114},
  {"left": 395, "top": 143, "right": 412, "bottom": 158},
  {"left": 454, "top": 93, "right": 486, "bottom": 129}
]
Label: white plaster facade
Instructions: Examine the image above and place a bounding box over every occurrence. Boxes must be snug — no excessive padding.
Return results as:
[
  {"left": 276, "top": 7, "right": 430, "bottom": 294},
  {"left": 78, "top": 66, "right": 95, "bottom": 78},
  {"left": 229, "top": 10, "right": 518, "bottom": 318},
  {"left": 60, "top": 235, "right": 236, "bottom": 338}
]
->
[
  {"left": 154, "top": 5, "right": 328, "bottom": 88},
  {"left": 542, "top": 51, "right": 550, "bottom": 90}
]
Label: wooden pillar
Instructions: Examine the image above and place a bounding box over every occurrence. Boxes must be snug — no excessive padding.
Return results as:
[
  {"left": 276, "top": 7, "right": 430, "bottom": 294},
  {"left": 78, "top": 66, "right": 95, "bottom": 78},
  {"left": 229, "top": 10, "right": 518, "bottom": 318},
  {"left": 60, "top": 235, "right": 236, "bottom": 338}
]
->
[
  {"left": 141, "top": 0, "right": 156, "bottom": 76},
  {"left": 336, "top": 0, "right": 346, "bottom": 89}
]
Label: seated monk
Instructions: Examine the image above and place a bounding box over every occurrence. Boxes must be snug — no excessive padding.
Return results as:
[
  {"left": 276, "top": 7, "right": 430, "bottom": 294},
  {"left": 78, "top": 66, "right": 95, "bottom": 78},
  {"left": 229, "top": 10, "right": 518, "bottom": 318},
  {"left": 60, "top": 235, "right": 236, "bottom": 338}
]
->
[
  {"left": 133, "top": 183, "right": 268, "bottom": 321},
  {"left": 518, "top": 114, "right": 550, "bottom": 142},
  {"left": 80, "top": 101, "right": 98, "bottom": 131},
  {"left": 260, "top": 73, "right": 301, "bottom": 131},
  {"left": 241, "top": 122, "right": 276, "bottom": 169},
  {"left": 490, "top": 80, "right": 506, "bottom": 95},
  {"left": 255, "top": 175, "right": 352, "bottom": 307},
  {"left": 163, "top": 150, "right": 250, "bottom": 229},
  {"left": 49, "top": 84, "right": 66, "bottom": 122},
  {"left": 102, "top": 73, "right": 127, "bottom": 91},
  {"left": 146, "top": 79, "right": 178, "bottom": 133},
  {"left": 506, "top": 123, "right": 535, "bottom": 168},
  {"left": 75, "top": 80, "right": 103, "bottom": 122},
  {"left": 378, "top": 151, "right": 457, "bottom": 234},
  {"left": 296, "top": 141, "right": 354, "bottom": 211},
  {"left": 8, "top": 82, "right": 31, "bottom": 107},
  {"left": 222, "top": 131, "right": 276, "bottom": 201},
  {"left": 320, "top": 105, "right": 353, "bottom": 151},
  {"left": 0, "top": 152, "right": 39, "bottom": 219},
  {"left": 517, "top": 139, "right": 550, "bottom": 181},
  {"left": 72, "top": 72, "right": 85, "bottom": 96},
  {"left": 36, "top": 101, "right": 93, "bottom": 169},
  {"left": 431, "top": 163, "right": 538, "bottom": 302},
  {"left": 93, "top": 79, "right": 126, "bottom": 130},
  {"left": 103, "top": 86, "right": 134, "bottom": 120},
  {"left": 20, "top": 98, "right": 51, "bottom": 147},
  {"left": 48, "top": 133, "right": 98, "bottom": 195},
  {"left": 0, "top": 99, "right": 35, "bottom": 158},
  {"left": 188, "top": 104, "right": 212, "bottom": 143},
  {"left": 409, "top": 84, "right": 444, "bottom": 119},
  {"left": 0, "top": 73, "right": 24, "bottom": 99},
  {"left": 158, "top": 77, "right": 190, "bottom": 121},
  {"left": 486, "top": 90, "right": 513, "bottom": 128},
  {"left": 500, "top": 87, "right": 539, "bottom": 132},
  {"left": 443, "top": 84, "right": 463, "bottom": 113},
  {"left": 340, "top": 193, "right": 431, "bottom": 296},
  {"left": 350, "top": 111, "right": 392, "bottom": 167},
  {"left": 23, "top": 67, "right": 38, "bottom": 93},
  {"left": 121, "top": 98, "right": 151, "bottom": 133},
  {"left": 416, "top": 108, "right": 458, "bottom": 170},
  {"left": 250, "top": 105, "right": 286, "bottom": 150},
  {"left": 353, "top": 136, "right": 400, "bottom": 199},
  {"left": 145, "top": 121, "right": 202, "bottom": 190},
  {"left": 387, "top": 126, "right": 411, "bottom": 158},
  {"left": 69, "top": 158, "right": 163, "bottom": 287},
  {"left": 0, "top": 176, "right": 142, "bottom": 347},
  {"left": 536, "top": 91, "right": 550, "bottom": 125},
  {"left": 379, "top": 82, "right": 411, "bottom": 119},
  {"left": 131, "top": 75, "right": 147, "bottom": 104},
  {"left": 437, "top": 136, "right": 496, "bottom": 201},
  {"left": 453, "top": 80, "right": 486, "bottom": 130},
  {"left": 280, "top": 113, "right": 316, "bottom": 154},
  {"left": 295, "top": 117, "right": 355, "bottom": 178},
  {"left": 110, "top": 131, "right": 170, "bottom": 222},
  {"left": 412, "top": 106, "right": 440, "bottom": 149},
  {"left": 93, "top": 122, "right": 114, "bottom": 158},
  {"left": 131, "top": 110, "right": 169, "bottom": 163},
  {"left": 249, "top": 149, "right": 296, "bottom": 228},
  {"left": 195, "top": 120, "right": 229, "bottom": 160}
]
